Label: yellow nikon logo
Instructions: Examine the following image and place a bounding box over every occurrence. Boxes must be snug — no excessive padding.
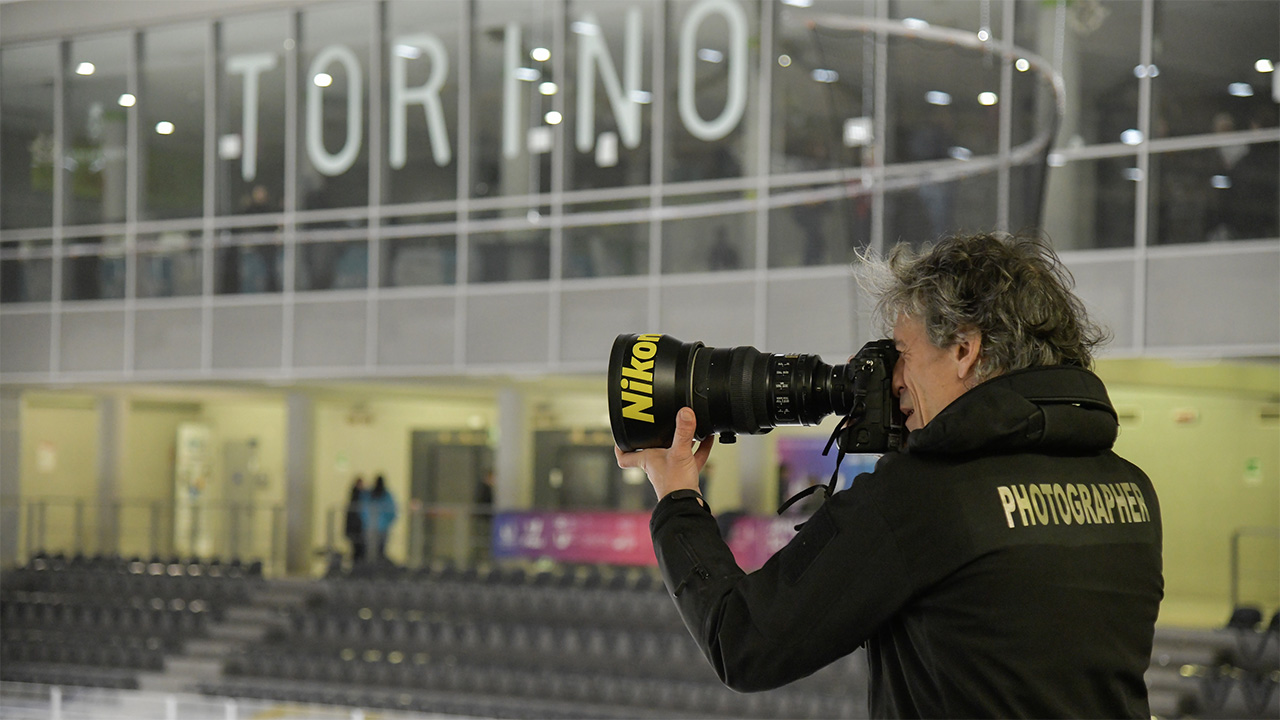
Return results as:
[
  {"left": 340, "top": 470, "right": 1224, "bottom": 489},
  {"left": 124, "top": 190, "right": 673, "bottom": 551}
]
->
[{"left": 619, "top": 334, "right": 661, "bottom": 423}]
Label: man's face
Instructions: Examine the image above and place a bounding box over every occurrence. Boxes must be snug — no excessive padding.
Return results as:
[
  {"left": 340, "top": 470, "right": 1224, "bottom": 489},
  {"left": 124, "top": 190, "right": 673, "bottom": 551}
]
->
[{"left": 892, "top": 314, "right": 979, "bottom": 432}]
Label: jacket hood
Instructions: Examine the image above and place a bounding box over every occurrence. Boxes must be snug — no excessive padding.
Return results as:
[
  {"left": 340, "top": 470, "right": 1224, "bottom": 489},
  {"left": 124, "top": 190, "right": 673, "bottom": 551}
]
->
[{"left": 905, "top": 365, "right": 1118, "bottom": 456}]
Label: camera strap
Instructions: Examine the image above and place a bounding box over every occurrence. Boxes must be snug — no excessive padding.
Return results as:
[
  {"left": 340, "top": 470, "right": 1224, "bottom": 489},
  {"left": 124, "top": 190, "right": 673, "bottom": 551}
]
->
[{"left": 775, "top": 405, "right": 860, "bottom": 517}]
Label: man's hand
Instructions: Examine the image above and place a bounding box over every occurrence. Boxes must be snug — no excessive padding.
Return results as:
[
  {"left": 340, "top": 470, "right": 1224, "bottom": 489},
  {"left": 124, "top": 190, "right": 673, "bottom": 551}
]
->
[{"left": 615, "top": 407, "right": 714, "bottom": 500}]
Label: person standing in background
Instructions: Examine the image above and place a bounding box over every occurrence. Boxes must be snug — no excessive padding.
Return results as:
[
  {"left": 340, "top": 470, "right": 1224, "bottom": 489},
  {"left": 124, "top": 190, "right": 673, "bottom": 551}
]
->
[
  {"left": 344, "top": 476, "right": 366, "bottom": 566},
  {"left": 363, "top": 475, "right": 398, "bottom": 563}
]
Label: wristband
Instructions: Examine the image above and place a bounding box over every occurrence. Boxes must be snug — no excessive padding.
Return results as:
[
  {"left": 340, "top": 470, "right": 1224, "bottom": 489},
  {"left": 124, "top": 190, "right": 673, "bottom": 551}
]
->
[{"left": 665, "top": 488, "right": 708, "bottom": 509}]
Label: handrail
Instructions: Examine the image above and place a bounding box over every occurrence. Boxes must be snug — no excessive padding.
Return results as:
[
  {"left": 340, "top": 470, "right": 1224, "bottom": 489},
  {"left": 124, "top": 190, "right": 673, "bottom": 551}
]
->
[{"left": 9, "top": 496, "right": 286, "bottom": 574}]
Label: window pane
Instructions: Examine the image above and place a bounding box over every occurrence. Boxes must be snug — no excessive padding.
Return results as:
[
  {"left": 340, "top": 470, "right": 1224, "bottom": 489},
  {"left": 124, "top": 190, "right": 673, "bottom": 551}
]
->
[
  {"left": 563, "top": 217, "right": 649, "bottom": 279},
  {"left": 470, "top": 1, "right": 556, "bottom": 199},
  {"left": 1152, "top": 1, "right": 1278, "bottom": 138},
  {"left": 297, "top": 239, "right": 368, "bottom": 291},
  {"left": 564, "top": 0, "right": 655, "bottom": 191},
  {"left": 662, "top": 193, "right": 754, "bottom": 273},
  {"left": 382, "top": 235, "right": 456, "bottom": 287},
  {"left": 217, "top": 12, "right": 290, "bottom": 216},
  {"left": 383, "top": 1, "right": 462, "bottom": 205},
  {"left": 136, "top": 231, "right": 203, "bottom": 297},
  {"left": 771, "top": 2, "right": 872, "bottom": 174},
  {"left": 1149, "top": 142, "right": 1279, "bottom": 245},
  {"left": 1, "top": 43, "right": 58, "bottom": 229},
  {"left": 62, "top": 235, "right": 126, "bottom": 300},
  {"left": 768, "top": 188, "right": 869, "bottom": 268},
  {"left": 65, "top": 34, "right": 130, "bottom": 226},
  {"left": 885, "top": 173, "right": 998, "bottom": 249},
  {"left": 468, "top": 228, "right": 550, "bottom": 283},
  {"left": 663, "top": 0, "right": 759, "bottom": 183},
  {"left": 1016, "top": 0, "right": 1142, "bottom": 148},
  {"left": 0, "top": 239, "right": 54, "bottom": 303},
  {"left": 300, "top": 3, "right": 373, "bottom": 211},
  {"left": 886, "top": 38, "right": 1000, "bottom": 165},
  {"left": 141, "top": 24, "right": 206, "bottom": 220},
  {"left": 215, "top": 226, "right": 282, "bottom": 294},
  {"left": 1042, "top": 156, "right": 1136, "bottom": 250}
]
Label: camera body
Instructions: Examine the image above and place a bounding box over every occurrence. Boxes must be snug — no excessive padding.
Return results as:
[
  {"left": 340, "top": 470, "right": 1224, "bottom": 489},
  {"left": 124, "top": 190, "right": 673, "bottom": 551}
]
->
[{"left": 608, "top": 333, "right": 905, "bottom": 454}]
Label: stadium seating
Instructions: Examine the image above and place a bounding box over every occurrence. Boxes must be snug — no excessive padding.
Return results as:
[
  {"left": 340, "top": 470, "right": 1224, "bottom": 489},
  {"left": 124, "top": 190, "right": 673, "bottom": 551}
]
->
[{"left": 4, "top": 552, "right": 1276, "bottom": 719}]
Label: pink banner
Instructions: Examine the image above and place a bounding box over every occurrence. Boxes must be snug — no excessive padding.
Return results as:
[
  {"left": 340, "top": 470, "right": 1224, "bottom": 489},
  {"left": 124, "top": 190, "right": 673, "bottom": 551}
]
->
[
  {"left": 492, "top": 511, "right": 657, "bottom": 566},
  {"left": 725, "top": 515, "right": 798, "bottom": 571}
]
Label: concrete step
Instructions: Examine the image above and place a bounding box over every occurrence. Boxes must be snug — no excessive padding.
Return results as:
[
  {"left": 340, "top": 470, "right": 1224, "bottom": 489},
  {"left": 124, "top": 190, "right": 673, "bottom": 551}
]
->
[
  {"left": 225, "top": 605, "right": 279, "bottom": 624},
  {"left": 183, "top": 638, "right": 239, "bottom": 658},
  {"left": 208, "top": 622, "right": 269, "bottom": 643}
]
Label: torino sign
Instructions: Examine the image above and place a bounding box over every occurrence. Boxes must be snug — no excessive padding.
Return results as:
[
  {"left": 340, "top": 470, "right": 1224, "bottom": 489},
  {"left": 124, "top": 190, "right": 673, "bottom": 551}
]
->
[{"left": 226, "top": 0, "right": 750, "bottom": 182}]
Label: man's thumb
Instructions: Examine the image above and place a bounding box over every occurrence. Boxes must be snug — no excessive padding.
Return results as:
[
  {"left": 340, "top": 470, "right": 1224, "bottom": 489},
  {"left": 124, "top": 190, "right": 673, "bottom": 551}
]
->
[{"left": 674, "top": 407, "right": 697, "bottom": 444}]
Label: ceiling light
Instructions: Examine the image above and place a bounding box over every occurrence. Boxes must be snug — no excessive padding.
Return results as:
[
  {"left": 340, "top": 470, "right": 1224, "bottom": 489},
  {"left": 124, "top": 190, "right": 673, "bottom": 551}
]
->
[
  {"left": 570, "top": 21, "right": 600, "bottom": 36},
  {"left": 1228, "top": 82, "right": 1254, "bottom": 97},
  {"left": 925, "top": 90, "right": 952, "bottom": 106},
  {"left": 778, "top": 54, "right": 792, "bottom": 68},
  {"left": 629, "top": 90, "right": 652, "bottom": 104},
  {"left": 544, "top": 110, "right": 563, "bottom": 125},
  {"left": 530, "top": 47, "right": 551, "bottom": 63},
  {"left": 155, "top": 121, "right": 175, "bottom": 135},
  {"left": 1015, "top": 58, "right": 1030, "bottom": 72},
  {"left": 514, "top": 67, "right": 541, "bottom": 81},
  {"left": 75, "top": 62, "right": 95, "bottom": 76},
  {"left": 977, "top": 28, "right": 991, "bottom": 42},
  {"left": 312, "top": 73, "right": 332, "bottom": 88},
  {"left": 1120, "top": 128, "right": 1143, "bottom": 145},
  {"left": 1123, "top": 167, "right": 1143, "bottom": 182},
  {"left": 902, "top": 18, "right": 929, "bottom": 30},
  {"left": 117, "top": 93, "right": 136, "bottom": 108},
  {"left": 1210, "top": 175, "right": 1232, "bottom": 189},
  {"left": 811, "top": 68, "right": 839, "bottom": 83},
  {"left": 1256, "top": 59, "right": 1274, "bottom": 73},
  {"left": 539, "top": 82, "right": 558, "bottom": 96},
  {"left": 697, "top": 48, "right": 724, "bottom": 63},
  {"left": 977, "top": 91, "right": 998, "bottom": 106}
]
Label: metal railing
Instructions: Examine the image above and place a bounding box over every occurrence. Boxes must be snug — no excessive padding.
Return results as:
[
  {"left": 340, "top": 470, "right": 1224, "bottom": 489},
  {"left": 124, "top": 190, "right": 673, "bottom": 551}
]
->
[{"left": 8, "top": 497, "right": 285, "bottom": 575}]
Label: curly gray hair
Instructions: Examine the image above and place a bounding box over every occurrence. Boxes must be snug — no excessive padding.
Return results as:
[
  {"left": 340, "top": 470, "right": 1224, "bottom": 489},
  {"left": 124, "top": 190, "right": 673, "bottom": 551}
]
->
[{"left": 860, "top": 233, "right": 1108, "bottom": 383}]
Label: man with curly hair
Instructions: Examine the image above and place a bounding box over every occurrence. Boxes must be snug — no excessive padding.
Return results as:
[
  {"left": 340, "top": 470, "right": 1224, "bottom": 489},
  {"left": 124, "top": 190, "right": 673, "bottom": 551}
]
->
[{"left": 618, "top": 233, "right": 1163, "bottom": 718}]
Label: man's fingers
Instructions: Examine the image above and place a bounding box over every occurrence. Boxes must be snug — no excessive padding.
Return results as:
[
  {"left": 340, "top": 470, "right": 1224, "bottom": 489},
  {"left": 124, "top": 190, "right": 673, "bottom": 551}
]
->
[
  {"left": 615, "top": 446, "right": 643, "bottom": 469},
  {"left": 693, "top": 434, "right": 715, "bottom": 468}
]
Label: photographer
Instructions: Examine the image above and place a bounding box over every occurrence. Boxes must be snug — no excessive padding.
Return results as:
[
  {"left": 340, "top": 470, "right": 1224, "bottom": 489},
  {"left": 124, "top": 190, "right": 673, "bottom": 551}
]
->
[{"left": 615, "top": 233, "right": 1163, "bottom": 718}]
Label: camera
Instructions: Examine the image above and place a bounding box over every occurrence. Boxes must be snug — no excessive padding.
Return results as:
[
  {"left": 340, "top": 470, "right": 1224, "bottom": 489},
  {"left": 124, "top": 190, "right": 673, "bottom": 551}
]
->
[{"left": 608, "top": 333, "right": 905, "bottom": 455}]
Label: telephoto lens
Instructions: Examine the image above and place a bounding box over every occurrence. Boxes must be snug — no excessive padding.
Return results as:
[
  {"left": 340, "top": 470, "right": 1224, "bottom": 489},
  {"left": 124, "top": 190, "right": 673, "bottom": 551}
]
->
[{"left": 608, "top": 333, "right": 903, "bottom": 454}]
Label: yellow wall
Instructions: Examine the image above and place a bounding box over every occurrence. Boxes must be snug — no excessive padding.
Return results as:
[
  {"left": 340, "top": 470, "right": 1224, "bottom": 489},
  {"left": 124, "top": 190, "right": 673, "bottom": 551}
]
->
[
  {"left": 118, "top": 401, "right": 201, "bottom": 557},
  {"left": 19, "top": 394, "right": 99, "bottom": 555},
  {"left": 1102, "top": 377, "right": 1280, "bottom": 627}
]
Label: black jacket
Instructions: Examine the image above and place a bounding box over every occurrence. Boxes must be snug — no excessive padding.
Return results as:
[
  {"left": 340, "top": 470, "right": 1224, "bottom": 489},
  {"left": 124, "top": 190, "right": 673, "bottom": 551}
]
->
[{"left": 651, "top": 366, "right": 1163, "bottom": 718}]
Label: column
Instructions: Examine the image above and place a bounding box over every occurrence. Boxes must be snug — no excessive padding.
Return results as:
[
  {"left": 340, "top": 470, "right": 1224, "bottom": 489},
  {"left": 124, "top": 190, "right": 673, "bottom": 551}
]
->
[
  {"left": 284, "top": 392, "right": 314, "bottom": 575},
  {"left": 96, "top": 394, "right": 126, "bottom": 555},
  {"left": 0, "top": 390, "right": 21, "bottom": 566},
  {"left": 494, "top": 386, "right": 531, "bottom": 509}
]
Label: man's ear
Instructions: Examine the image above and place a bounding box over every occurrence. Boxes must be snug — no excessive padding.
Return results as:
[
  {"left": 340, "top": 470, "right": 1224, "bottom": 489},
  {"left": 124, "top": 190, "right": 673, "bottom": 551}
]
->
[{"left": 952, "top": 331, "right": 982, "bottom": 382}]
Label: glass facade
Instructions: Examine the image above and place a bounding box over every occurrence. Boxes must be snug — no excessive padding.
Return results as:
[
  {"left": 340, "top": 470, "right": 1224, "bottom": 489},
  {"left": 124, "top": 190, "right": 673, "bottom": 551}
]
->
[{"left": 0, "top": 0, "right": 1275, "bottom": 311}]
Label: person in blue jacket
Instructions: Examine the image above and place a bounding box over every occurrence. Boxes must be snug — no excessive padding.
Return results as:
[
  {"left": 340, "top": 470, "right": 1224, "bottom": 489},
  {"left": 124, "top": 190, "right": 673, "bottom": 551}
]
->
[{"left": 361, "top": 474, "right": 398, "bottom": 563}]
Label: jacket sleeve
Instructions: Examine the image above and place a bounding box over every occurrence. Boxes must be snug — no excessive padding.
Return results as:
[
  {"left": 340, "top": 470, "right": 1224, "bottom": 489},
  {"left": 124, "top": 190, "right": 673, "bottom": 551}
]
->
[{"left": 650, "top": 481, "right": 915, "bottom": 693}]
